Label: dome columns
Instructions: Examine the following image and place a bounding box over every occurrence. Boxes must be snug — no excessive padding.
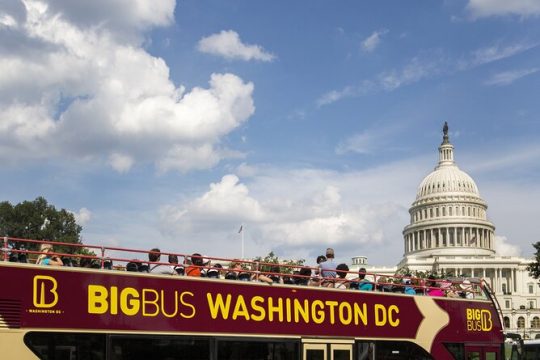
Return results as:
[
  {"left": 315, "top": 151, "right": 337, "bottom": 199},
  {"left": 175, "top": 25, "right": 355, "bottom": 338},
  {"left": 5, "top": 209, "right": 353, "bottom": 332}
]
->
[{"left": 404, "top": 225, "right": 494, "bottom": 254}]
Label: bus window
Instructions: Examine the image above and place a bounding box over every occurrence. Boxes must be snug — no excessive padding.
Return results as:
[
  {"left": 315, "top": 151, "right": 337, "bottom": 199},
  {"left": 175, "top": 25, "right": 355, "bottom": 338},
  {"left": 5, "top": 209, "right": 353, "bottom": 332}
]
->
[
  {"left": 330, "top": 344, "right": 352, "bottom": 360},
  {"left": 24, "top": 332, "right": 106, "bottom": 360},
  {"left": 374, "top": 341, "right": 432, "bottom": 359},
  {"left": 356, "top": 342, "right": 374, "bottom": 360},
  {"left": 217, "top": 339, "right": 299, "bottom": 360},
  {"left": 303, "top": 344, "right": 326, "bottom": 360},
  {"left": 109, "top": 335, "right": 210, "bottom": 360}
]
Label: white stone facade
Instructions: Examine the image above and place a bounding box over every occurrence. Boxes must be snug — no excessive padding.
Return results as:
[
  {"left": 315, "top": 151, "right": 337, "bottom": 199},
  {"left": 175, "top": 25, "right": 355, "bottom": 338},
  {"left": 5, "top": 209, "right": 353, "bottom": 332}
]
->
[{"left": 350, "top": 124, "right": 540, "bottom": 339}]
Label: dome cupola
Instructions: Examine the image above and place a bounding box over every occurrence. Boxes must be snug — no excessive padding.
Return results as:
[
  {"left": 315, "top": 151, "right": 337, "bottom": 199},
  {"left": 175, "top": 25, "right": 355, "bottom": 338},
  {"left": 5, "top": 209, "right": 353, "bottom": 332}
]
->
[{"left": 402, "top": 122, "right": 495, "bottom": 258}]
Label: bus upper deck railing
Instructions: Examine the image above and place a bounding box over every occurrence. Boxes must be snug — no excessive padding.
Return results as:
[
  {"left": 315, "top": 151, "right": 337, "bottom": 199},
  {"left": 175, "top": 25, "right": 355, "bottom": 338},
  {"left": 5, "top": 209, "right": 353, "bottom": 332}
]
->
[{"left": 1, "top": 236, "right": 488, "bottom": 299}]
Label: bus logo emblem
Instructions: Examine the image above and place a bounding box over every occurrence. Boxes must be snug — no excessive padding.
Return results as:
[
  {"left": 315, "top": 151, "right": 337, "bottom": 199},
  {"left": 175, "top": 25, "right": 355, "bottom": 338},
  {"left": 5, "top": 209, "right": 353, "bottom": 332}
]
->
[{"left": 33, "top": 275, "right": 59, "bottom": 308}]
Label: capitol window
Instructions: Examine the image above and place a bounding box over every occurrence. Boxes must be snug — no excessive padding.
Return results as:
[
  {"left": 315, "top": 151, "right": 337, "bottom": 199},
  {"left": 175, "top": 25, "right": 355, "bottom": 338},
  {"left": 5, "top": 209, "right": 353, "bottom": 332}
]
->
[
  {"left": 517, "top": 317, "right": 525, "bottom": 328},
  {"left": 532, "top": 317, "right": 540, "bottom": 329},
  {"left": 529, "top": 284, "right": 534, "bottom": 294}
]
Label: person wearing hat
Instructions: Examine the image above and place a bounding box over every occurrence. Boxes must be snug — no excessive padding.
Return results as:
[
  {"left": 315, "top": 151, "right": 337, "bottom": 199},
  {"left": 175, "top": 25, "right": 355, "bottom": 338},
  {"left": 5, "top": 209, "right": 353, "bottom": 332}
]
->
[
  {"left": 460, "top": 279, "right": 474, "bottom": 299},
  {"left": 319, "top": 248, "right": 337, "bottom": 286},
  {"left": 36, "top": 243, "right": 63, "bottom": 266}
]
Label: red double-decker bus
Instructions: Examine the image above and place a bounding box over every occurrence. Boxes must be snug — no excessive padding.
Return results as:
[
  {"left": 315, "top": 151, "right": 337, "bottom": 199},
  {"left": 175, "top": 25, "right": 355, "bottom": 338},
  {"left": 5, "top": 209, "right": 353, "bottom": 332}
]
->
[{"left": 0, "top": 237, "right": 504, "bottom": 360}]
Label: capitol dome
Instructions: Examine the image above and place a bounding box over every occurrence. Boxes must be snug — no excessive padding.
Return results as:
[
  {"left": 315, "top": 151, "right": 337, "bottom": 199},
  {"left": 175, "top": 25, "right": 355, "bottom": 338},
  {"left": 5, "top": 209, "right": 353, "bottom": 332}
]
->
[
  {"left": 402, "top": 122, "right": 495, "bottom": 258},
  {"left": 416, "top": 166, "right": 479, "bottom": 200}
]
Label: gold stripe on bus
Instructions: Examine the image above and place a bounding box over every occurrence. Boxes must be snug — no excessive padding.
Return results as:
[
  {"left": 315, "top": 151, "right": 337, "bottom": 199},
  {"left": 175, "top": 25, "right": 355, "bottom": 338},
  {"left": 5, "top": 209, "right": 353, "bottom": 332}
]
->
[{"left": 414, "top": 297, "right": 450, "bottom": 353}]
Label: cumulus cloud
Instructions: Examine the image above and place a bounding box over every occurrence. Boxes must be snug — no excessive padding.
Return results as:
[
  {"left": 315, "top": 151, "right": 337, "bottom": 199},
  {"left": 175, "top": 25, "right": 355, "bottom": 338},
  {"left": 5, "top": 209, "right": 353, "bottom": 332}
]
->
[
  {"left": 0, "top": 1, "right": 255, "bottom": 173},
  {"left": 197, "top": 30, "right": 275, "bottom": 62},
  {"left": 485, "top": 68, "right": 539, "bottom": 86},
  {"left": 361, "top": 29, "right": 388, "bottom": 53},
  {"left": 72, "top": 207, "right": 92, "bottom": 226},
  {"left": 494, "top": 235, "right": 521, "bottom": 256},
  {"left": 466, "top": 0, "right": 540, "bottom": 18},
  {"left": 159, "top": 162, "right": 421, "bottom": 262}
]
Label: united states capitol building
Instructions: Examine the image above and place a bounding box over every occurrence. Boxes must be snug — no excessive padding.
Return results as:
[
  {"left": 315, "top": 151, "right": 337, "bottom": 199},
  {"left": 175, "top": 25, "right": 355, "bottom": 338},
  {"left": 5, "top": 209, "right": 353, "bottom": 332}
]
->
[{"left": 351, "top": 123, "right": 539, "bottom": 339}]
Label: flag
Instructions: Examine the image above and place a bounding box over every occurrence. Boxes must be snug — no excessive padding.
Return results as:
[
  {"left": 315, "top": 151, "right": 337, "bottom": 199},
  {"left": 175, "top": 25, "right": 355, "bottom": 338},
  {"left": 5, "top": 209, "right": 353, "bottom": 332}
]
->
[{"left": 238, "top": 225, "right": 243, "bottom": 233}]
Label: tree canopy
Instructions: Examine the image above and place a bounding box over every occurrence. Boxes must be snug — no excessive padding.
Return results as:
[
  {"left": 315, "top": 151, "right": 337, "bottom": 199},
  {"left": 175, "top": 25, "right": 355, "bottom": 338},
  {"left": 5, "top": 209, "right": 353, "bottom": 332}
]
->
[
  {"left": 527, "top": 242, "right": 540, "bottom": 279},
  {"left": 0, "top": 197, "right": 82, "bottom": 253}
]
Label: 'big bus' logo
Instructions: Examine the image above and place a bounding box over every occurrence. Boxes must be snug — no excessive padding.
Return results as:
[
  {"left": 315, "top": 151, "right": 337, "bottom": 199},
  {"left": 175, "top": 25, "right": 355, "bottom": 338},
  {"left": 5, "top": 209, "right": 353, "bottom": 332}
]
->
[
  {"left": 466, "top": 308, "right": 492, "bottom": 332},
  {"left": 33, "top": 275, "right": 59, "bottom": 308}
]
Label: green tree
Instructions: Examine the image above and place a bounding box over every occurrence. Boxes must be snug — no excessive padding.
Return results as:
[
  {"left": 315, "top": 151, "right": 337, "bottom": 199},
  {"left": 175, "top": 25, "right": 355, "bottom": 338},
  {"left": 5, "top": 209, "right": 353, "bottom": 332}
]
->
[
  {"left": 0, "top": 197, "right": 82, "bottom": 254},
  {"left": 253, "top": 251, "right": 305, "bottom": 274},
  {"left": 527, "top": 242, "right": 540, "bottom": 279}
]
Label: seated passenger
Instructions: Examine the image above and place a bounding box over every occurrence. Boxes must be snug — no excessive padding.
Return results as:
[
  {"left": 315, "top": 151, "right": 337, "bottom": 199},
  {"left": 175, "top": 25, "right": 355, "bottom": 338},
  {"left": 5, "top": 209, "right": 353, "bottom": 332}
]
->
[
  {"left": 296, "top": 266, "right": 312, "bottom": 286},
  {"left": 268, "top": 265, "right": 282, "bottom": 284},
  {"left": 36, "top": 243, "right": 63, "bottom": 266},
  {"left": 309, "top": 255, "right": 326, "bottom": 286},
  {"left": 186, "top": 253, "right": 203, "bottom": 277},
  {"left": 168, "top": 254, "right": 184, "bottom": 275},
  {"left": 402, "top": 274, "right": 416, "bottom": 295},
  {"left": 460, "top": 279, "right": 474, "bottom": 299},
  {"left": 148, "top": 248, "right": 175, "bottom": 275},
  {"left": 377, "top": 276, "right": 393, "bottom": 292},
  {"left": 426, "top": 275, "right": 444, "bottom": 297},
  {"left": 206, "top": 263, "right": 222, "bottom": 279},
  {"left": 335, "top": 263, "right": 350, "bottom": 289},
  {"left": 250, "top": 262, "right": 273, "bottom": 284},
  {"left": 356, "top": 268, "right": 373, "bottom": 291}
]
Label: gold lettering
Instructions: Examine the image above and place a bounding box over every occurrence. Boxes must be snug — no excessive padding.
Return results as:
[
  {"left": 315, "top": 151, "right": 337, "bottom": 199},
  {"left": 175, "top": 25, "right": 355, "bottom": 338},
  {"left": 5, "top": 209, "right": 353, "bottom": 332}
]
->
[
  {"left": 232, "top": 295, "right": 250, "bottom": 320},
  {"left": 311, "top": 300, "right": 325, "bottom": 324},
  {"left": 142, "top": 289, "right": 159, "bottom": 317},
  {"left": 33, "top": 276, "right": 59, "bottom": 308},
  {"left": 374, "top": 304, "right": 386, "bottom": 326},
  {"left": 206, "top": 293, "right": 231, "bottom": 320},
  {"left": 179, "top": 291, "right": 195, "bottom": 319},
  {"left": 120, "top": 287, "right": 140, "bottom": 316},
  {"left": 268, "top": 297, "right": 284, "bottom": 322},
  {"left": 388, "top": 305, "right": 399, "bottom": 327},
  {"left": 339, "top": 302, "right": 352, "bottom": 325},
  {"left": 325, "top": 301, "right": 338, "bottom": 324},
  {"left": 354, "top": 303, "right": 368, "bottom": 325},
  {"left": 294, "top": 299, "right": 309, "bottom": 323},
  {"left": 88, "top": 284, "right": 108, "bottom": 314},
  {"left": 250, "top": 296, "right": 266, "bottom": 321},
  {"left": 110, "top": 286, "right": 118, "bottom": 315}
]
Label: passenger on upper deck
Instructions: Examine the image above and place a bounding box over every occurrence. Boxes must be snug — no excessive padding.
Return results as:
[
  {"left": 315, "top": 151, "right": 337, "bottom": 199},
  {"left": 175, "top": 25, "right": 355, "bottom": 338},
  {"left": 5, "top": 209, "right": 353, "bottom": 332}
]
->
[
  {"left": 168, "top": 254, "right": 184, "bottom": 275},
  {"left": 148, "top": 248, "right": 175, "bottom": 275},
  {"left": 402, "top": 274, "right": 416, "bottom": 295},
  {"left": 250, "top": 262, "right": 273, "bottom": 284},
  {"left": 320, "top": 248, "right": 336, "bottom": 287},
  {"left": 36, "top": 243, "right": 63, "bottom": 266},
  {"left": 335, "top": 263, "right": 350, "bottom": 289},
  {"left": 426, "top": 275, "right": 444, "bottom": 297},
  {"left": 309, "top": 255, "right": 326, "bottom": 286},
  {"left": 460, "top": 279, "right": 474, "bottom": 299},
  {"left": 355, "top": 268, "right": 373, "bottom": 291},
  {"left": 186, "top": 253, "right": 203, "bottom": 277}
]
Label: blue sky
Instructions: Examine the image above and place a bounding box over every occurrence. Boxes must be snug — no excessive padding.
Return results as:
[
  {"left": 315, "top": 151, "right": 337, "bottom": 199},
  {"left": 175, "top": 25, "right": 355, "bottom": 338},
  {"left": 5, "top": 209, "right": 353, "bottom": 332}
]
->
[{"left": 1, "top": 0, "right": 539, "bottom": 266}]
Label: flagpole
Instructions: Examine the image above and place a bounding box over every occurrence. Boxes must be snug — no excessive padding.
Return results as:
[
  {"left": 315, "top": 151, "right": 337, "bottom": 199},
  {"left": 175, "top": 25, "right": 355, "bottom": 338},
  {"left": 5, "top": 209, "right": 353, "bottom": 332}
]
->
[{"left": 241, "top": 224, "right": 244, "bottom": 259}]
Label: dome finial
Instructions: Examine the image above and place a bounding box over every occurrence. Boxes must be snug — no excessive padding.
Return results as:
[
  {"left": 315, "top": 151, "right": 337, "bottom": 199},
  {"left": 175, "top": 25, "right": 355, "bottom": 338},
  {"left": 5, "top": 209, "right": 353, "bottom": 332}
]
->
[{"left": 442, "top": 121, "right": 449, "bottom": 144}]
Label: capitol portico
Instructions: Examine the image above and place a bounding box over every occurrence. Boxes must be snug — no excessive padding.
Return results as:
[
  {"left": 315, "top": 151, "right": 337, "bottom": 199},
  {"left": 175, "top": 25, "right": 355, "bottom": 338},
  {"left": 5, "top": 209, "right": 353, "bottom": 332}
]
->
[{"left": 351, "top": 123, "right": 540, "bottom": 339}]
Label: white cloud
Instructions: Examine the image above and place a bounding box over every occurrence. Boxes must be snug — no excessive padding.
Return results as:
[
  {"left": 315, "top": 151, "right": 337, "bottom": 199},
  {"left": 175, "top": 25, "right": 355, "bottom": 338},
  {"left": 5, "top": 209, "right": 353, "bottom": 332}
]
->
[
  {"left": 0, "top": 1, "right": 255, "bottom": 173},
  {"left": 361, "top": 29, "right": 388, "bottom": 53},
  {"left": 158, "top": 160, "right": 423, "bottom": 263},
  {"left": 494, "top": 236, "right": 521, "bottom": 257},
  {"left": 317, "top": 41, "right": 535, "bottom": 106},
  {"left": 466, "top": 0, "right": 540, "bottom": 18},
  {"left": 468, "top": 42, "right": 538, "bottom": 67},
  {"left": 109, "top": 153, "right": 134, "bottom": 173},
  {"left": 72, "top": 207, "right": 92, "bottom": 226},
  {"left": 485, "top": 68, "right": 539, "bottom": 86},
  {"left": 197, "top": 30, "right": 275, "bottom": 62}
]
